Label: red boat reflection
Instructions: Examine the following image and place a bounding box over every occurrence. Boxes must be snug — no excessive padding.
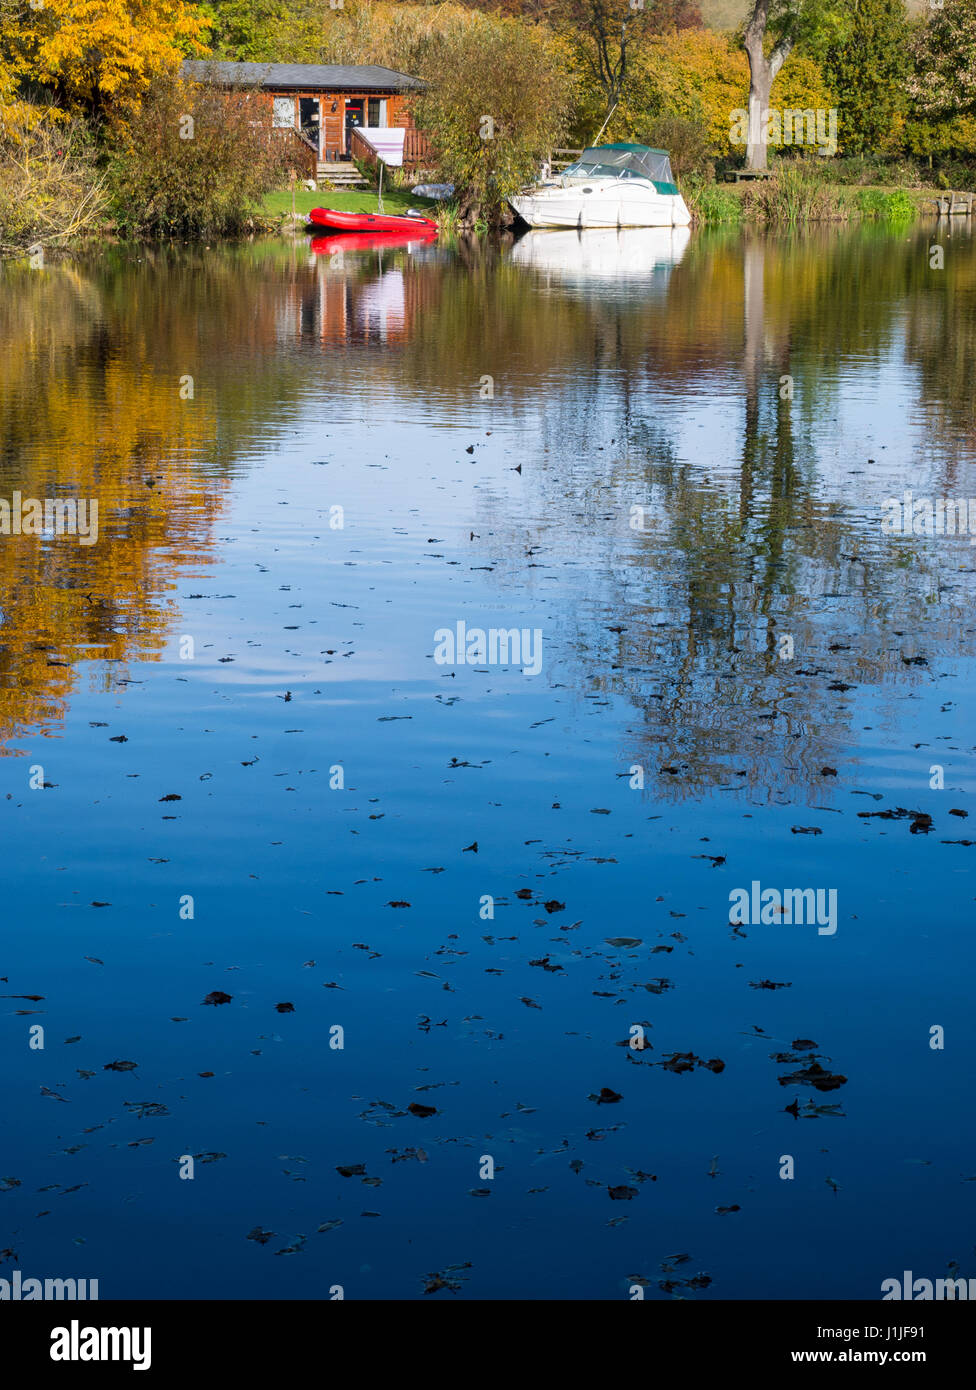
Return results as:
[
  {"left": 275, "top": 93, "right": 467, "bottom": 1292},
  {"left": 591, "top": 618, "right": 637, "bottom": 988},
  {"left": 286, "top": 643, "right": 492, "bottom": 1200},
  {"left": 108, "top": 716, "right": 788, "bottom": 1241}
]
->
[{"left": 310, "top": 229, "right": 438, "bottom": 254}]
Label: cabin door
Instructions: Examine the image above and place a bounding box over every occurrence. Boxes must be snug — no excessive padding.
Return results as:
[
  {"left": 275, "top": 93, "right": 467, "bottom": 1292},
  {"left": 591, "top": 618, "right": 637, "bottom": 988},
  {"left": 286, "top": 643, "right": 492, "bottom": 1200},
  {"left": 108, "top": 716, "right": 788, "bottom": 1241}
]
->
[
  {"left": 344, "top": 98, "right": 364, "bottom": 154},
  {"left": 299, "top": 97, "right": 321, "bottom": 156}
]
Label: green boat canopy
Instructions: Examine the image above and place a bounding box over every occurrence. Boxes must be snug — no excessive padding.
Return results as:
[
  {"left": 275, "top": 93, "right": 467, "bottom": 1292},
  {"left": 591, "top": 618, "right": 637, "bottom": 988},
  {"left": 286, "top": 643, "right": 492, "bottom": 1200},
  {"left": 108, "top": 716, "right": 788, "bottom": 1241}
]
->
[{"left": 562, "top": 145, "right": 677, "bottom": 191}]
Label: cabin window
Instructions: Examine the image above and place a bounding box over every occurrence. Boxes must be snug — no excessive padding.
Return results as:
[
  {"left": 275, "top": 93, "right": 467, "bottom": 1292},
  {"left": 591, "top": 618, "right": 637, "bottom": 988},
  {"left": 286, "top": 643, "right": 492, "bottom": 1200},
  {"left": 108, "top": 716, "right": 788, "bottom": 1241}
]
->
[
  {"left": 366, "top": 98, "right": 387, "bottom": 126},
  {"left": 273, "top": 96, "right": 296, "bottom": 129}
]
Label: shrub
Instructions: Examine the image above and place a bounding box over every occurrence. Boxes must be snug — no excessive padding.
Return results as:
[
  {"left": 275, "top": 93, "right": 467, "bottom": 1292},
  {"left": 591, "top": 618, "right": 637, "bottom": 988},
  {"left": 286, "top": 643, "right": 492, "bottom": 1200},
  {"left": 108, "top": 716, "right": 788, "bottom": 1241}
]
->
[
  {"left": 107, "top": 74, "right": 284, "bottom": 238},
  {"left": 643, "top": 114, "right": 712, "bottom": 183},
  {"left": 0, "top": 107, "right": 107, "bottom": 256},
  {"left": 682, "top": 175, "right": 743, "bottom": 225},
  {"left": 854, "top": 187, "right": 917, "bottom": 222},
  {"left": 744, "top": 166, "right": 851, "bottom": 224}
]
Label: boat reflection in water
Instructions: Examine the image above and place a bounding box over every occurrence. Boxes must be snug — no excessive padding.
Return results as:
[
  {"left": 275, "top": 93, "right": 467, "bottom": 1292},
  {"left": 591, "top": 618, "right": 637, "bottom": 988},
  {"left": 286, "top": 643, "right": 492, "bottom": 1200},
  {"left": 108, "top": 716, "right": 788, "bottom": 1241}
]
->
[
  {"left": 307, "top": 230, "right": 439, "bottom": 344},
  {"left": 309, "top": 229, "right": 438, "bottom": 255},
  {"left": 509, "top": 226, "right": 692, "bottom": 301}
]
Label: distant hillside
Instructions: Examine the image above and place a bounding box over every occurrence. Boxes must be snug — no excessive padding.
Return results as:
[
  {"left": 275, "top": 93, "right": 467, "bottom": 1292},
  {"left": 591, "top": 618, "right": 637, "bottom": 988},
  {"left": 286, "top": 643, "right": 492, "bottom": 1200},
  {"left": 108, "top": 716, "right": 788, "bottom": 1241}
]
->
[{"left": 700, "top": 0, "right": 926, "bottom": 29}]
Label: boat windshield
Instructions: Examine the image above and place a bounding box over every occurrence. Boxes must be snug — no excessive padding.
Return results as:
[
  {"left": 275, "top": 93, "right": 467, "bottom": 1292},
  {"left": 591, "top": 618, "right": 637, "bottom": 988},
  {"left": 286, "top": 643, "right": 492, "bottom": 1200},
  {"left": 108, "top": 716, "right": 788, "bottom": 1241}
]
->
[{"left": 562, "top": 146, "right": 675, "bottom": 185}]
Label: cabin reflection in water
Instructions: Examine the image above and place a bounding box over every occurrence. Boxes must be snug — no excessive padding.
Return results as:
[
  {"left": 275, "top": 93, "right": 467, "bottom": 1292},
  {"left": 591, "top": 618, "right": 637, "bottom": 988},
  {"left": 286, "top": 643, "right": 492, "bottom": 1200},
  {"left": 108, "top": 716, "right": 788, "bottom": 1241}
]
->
[{"left": 289, "top": 242, "right": 438, "bottom": 346}]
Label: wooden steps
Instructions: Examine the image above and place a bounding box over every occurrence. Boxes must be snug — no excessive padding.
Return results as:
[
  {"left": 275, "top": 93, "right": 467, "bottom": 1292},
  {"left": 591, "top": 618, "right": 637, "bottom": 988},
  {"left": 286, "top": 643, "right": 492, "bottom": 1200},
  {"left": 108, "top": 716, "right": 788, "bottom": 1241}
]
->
[{"left": 316, "top": 160, "right": 369, "bottom": 188}]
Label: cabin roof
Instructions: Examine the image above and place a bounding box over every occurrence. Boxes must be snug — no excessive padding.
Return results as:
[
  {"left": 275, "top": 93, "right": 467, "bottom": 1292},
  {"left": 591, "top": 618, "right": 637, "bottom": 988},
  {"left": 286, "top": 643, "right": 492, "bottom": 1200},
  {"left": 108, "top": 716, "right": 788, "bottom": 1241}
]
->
[
  {"left": 180, "top": 61, "right": 424, "bottom": 92},
  {"left": 596, "top": 143, "right": 669, "bottom": 156}
]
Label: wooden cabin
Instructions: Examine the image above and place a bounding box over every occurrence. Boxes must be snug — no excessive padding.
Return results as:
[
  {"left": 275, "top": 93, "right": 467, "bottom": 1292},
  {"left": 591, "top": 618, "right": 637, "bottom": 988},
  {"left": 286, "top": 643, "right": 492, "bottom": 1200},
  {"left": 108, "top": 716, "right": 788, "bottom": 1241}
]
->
[{"left": 180, "top": 61, "right": 430, "bottom": 180}]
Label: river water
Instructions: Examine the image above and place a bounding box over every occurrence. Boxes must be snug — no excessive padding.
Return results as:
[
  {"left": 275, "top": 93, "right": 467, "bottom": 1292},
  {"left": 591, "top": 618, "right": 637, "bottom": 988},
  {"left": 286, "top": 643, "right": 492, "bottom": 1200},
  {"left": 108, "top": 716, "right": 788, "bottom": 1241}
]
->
[{"left": 1, "top": 221, "right": 974, "bottom": 1299}]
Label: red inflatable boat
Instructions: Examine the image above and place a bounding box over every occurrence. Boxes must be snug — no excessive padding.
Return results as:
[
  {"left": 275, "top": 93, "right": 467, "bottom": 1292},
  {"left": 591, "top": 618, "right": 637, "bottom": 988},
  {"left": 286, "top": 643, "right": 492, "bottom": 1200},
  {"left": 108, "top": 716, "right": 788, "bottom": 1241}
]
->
[{"left": 308, "top": 207, "right": 438, "bottom": 236}]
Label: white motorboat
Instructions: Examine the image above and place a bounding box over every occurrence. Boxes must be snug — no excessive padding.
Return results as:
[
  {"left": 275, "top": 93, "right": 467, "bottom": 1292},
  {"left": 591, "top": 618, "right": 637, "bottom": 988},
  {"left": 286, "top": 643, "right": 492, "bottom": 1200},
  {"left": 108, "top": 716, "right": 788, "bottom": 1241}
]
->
[{"left": 509, "top": 143, "right": 692, "bottom": 230}]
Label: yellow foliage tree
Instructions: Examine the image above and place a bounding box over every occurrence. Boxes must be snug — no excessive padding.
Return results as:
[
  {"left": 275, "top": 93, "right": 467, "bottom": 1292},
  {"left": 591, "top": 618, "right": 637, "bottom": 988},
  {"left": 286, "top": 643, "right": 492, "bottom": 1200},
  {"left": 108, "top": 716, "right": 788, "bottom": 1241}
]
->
[
  {"left": 3, "top": 0, "right": 209, "bottom": 121},
  {"left": 606, "top": 29, "right": 833, "bottom": 160}
]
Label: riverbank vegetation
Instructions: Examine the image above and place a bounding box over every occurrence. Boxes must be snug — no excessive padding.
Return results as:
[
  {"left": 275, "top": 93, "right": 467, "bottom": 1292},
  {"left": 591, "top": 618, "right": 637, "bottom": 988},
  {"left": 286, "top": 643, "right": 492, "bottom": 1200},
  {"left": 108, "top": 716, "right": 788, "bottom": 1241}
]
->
[{"left": 2, "top": 0, "right": 976, "bottom": 249}]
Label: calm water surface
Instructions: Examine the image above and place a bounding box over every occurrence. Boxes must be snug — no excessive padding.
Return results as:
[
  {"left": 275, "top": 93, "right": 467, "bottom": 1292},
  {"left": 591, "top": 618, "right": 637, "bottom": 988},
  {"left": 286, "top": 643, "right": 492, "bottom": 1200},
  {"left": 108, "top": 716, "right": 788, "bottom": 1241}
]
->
[{"left": 1, "top": 221, "right": 975, "bottom": 1299}]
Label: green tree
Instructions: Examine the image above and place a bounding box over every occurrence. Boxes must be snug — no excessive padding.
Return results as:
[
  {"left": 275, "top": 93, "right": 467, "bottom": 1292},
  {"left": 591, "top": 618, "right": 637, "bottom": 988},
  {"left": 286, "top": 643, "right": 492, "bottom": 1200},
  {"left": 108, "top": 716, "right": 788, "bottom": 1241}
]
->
[
  {"left": 908, "top": 0, "right": 976, "bottom": 119},
  {"left": 413, "top": 14, "right": 575, "bottom": 227},
  {"left": 199, "top": 0, "right": 320, "bottom": 61},
  {"left": 819, "top": 0, "right": 909, "bottom": 153}
]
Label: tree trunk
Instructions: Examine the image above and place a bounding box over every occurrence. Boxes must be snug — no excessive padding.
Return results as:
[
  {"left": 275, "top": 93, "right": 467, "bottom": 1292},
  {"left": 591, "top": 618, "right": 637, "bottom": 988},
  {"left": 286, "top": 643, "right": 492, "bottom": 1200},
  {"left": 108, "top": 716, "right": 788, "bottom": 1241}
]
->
[
  {"left": 745, "top": 69, "right": 773, "bottom": 172},
  {"left": 743, "top": 0, "right": 795, "bottom": 173}
]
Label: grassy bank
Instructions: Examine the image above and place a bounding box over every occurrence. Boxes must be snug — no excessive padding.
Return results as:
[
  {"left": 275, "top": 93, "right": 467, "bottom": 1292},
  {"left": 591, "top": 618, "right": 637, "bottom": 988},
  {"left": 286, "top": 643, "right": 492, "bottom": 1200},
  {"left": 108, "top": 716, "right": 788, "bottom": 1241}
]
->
[
  {"left": 267, "top": 175, "right": 947, "bottom": 236},
  {"left": 685, "top": 172, "right": 943, "bottom": 226},
  {"left": 263, "top": 188, "right": 440, "bottom": 220}
]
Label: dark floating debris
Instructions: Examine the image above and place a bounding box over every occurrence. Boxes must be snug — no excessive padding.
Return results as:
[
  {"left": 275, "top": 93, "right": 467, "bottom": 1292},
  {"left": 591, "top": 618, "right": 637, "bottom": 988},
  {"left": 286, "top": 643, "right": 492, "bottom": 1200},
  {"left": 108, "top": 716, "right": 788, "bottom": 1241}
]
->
[
  {"left": 660, "top": 1053, "right": 725, "bottom": 1075},
  {"left": 423, "top": 1262, "right": 472, "bottom": 1295},
  {"left": 778, "top": 1061, "right": 847, "bottom": 1092}
]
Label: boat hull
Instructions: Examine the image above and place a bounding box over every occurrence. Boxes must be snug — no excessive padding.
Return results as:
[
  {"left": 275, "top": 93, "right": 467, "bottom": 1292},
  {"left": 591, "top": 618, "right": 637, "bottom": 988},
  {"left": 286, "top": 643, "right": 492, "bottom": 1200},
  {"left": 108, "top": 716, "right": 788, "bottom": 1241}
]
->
[
  {"left": 308, "top": 207, "right": 438, "bottom": 235},
  {"left": 510, "top": 184, "right": 691, "bottom": 230}
]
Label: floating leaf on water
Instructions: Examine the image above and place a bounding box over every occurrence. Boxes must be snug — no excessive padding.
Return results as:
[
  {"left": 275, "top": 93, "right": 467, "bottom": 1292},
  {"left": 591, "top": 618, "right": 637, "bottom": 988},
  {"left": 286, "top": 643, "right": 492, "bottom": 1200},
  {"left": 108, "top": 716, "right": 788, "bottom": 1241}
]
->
[
  {"left": 202, "top": 991, "right": 232, "bottom": 1006},
  {"left": 589, "top": 1087, "right": 623, "bottom": 1105},
  {"left": 274, "top": 1237, "right": 307, "bottom": 1256},
  {"left": 124, "top": 1101, "right": 168, "bottom": 1119}
]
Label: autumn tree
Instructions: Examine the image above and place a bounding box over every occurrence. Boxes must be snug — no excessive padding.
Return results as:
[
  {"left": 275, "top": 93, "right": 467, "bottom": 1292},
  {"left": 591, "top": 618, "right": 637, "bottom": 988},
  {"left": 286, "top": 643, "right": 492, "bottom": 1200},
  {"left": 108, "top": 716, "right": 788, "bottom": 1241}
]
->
[
  {"left": 2, "top": 0, "right": 208, "bottom": 122},
  {"left": 614, "top": 26, "right": 831, "bottom": 159}
]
